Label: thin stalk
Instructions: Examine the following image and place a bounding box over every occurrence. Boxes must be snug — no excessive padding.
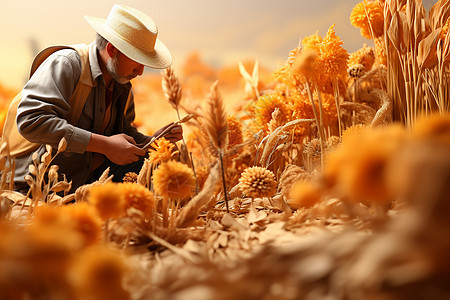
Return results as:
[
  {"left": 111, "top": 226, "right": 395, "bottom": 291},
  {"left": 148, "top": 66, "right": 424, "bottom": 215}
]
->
[
  {"left": 104, "top": 219, "right": 110, "bottom": 242},
  {"left": 315, "top": 85, "right": 326, "bottom": 171},
  {"left": 162, "top": 195, "right": 169, "bottom": 227},
  {"left": 219, "top": 150, "right": 230, "bottom": 213},
  {"left": 332, "top": 78, "right": 342, "bottom": 138},
  {"left": 176, "top": 109, "right": 198, "bottom": 194},
  {"left": 304, "top": 82, "right": 324, "bottom": 171}
]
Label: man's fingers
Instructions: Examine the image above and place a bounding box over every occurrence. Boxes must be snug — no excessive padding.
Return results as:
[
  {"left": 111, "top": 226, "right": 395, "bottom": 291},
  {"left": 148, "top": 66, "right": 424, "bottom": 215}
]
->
[{"left": 122, "top": 134, "right": 137, "bottom": 145}]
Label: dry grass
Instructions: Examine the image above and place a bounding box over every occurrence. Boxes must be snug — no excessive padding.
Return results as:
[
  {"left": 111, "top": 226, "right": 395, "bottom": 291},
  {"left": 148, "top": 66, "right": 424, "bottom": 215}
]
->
[{"left": 0, "top": 1, "right": 450, "bottom": 299}]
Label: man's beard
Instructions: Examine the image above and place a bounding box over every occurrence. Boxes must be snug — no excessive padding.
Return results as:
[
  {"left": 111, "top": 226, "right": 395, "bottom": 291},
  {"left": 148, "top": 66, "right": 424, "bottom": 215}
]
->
[{"left": 106, "top": 55, "right": 136, "bottom": 84}]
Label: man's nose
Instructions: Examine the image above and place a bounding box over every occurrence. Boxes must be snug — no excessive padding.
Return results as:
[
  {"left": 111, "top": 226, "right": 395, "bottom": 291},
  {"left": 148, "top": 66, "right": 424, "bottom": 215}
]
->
[{"left": 134, "top": 64, "right": 144, "bottom": 76}]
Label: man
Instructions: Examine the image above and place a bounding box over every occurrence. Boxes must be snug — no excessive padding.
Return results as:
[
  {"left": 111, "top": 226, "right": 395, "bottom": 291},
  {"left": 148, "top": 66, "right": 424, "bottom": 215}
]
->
[{"left": 7, "top": 4, "right": 182, "bottom": 193}]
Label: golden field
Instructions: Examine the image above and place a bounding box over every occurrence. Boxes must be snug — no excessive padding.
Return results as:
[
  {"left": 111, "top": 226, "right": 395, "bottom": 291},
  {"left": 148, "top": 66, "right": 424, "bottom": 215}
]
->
[{"left": 1, "top": 0, "right": 450, "bottom": 299}]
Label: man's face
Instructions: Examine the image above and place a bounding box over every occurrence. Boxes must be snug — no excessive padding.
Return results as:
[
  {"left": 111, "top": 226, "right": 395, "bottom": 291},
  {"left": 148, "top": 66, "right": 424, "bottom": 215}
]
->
[{"left": 106, "top": 50, "right": 144, "bottom": 84}]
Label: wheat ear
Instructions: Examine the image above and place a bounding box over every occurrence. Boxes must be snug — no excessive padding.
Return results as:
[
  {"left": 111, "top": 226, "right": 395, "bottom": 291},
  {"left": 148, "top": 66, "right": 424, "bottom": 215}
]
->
[
  {"left": 161, "top": 67, "right": 182, "bottom": 110},
  {"left": 203, "top": 81, "right": 229, "bottom": 212}
]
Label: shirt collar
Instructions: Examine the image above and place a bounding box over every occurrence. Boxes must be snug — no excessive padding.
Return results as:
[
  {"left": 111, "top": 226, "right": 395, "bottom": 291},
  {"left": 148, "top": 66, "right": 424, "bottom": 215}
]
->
[{"left": 88, "top": 43, "right": 132, "bottom": 91}]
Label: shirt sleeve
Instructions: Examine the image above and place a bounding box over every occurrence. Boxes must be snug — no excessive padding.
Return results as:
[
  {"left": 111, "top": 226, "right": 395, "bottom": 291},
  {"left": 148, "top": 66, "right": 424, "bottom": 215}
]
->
[{"left": 16, "top": 49, "right": 92, "bottom": 154}]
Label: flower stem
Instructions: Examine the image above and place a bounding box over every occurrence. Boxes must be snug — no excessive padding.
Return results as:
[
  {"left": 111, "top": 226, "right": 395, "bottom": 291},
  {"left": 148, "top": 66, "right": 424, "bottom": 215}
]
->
[{"left": 219, "top": 151, "right": 230, "bottom": 213}]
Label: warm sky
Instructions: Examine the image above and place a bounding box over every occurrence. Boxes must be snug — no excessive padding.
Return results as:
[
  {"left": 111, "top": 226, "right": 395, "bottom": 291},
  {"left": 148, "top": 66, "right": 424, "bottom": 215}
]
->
[{"left": 0, "top": 0, "right": 438, "bottom": 89}]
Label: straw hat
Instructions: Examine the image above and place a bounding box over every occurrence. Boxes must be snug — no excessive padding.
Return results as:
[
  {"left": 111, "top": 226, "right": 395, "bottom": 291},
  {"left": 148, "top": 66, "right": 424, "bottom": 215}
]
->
[{"left": 85, "top": 4, "right": 172, "bottom": 69}]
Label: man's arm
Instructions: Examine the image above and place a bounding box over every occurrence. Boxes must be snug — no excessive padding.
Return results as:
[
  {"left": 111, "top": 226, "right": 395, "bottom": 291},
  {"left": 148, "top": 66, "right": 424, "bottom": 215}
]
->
[{"left": 16, "top": 49, "right": 91, "bottom": 154}]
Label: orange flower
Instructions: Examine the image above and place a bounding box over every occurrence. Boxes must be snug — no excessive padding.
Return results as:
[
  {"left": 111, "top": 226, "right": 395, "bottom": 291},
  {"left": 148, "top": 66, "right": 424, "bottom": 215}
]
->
[
  {"left": 272, "top": 47, "right": 309, "bottom": 90},
  {"left": 226, "top": 115, "right": 243, "bottom": 149},
  {"left": 88, "top": 182, "right": 125, "bottom": 220},
  {"left": 350, "top": 0, "right": 384, "bottom": 39},
  {"left": 312, "top": 24, "right": 349, "bottom": 95},
  {"left": 302, "top": 32, "right": 322, "bottom": 52},
  {"left": 153, "top": 160, "right": 195, "bottom": 201},
  {"left": 325, "top": 125, "right": 406, "bottom": 205},
  {"left": 70, "top": 246, "right": 130, "bottom": 300},
  {"left": 119, "top": 182, "right": 155, "bottom": 217},
  {"left": 288, "top": 181, "right": 322, "bottom": 209},
  {"left": 239, "top": 166, "right": 277, "bottom": 198},
  {"left": 348, "top": 44, "right": 376, "bottom": 72},
  {"left": 34, "top": 203, "right": 102, "bottom": 247},
  {"left": 148, "top": 137, "right": 178, "bottom": 164},
  {"left": 412, "top": 113, "right": 450, "bottom": 144},
  {"left": 254, "top": 93, "right": 291, "bottom": 133}
]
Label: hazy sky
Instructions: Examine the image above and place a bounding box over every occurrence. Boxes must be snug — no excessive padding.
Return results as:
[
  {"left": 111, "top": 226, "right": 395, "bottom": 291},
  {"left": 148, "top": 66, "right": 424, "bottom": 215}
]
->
[{"left": 0, "top": 0, "right": 437, "bottom": 89}]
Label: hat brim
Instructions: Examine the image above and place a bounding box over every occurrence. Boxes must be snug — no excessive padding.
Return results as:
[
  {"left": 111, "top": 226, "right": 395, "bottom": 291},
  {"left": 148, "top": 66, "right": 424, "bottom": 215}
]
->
[{"left": 85, "top": 15, "right": 172, "bottom": 69}]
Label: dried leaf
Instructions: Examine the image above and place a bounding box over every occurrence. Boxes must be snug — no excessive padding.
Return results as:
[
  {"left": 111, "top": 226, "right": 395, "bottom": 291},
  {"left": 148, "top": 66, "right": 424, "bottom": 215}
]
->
[
  {"left": 417, "top": 28, "right": 441, "bottom": 69},
  {"left": 176, "top": 163, "right": 220, "bottom": 227},
  {"left": 247, "top": 206, "right": 267, "bottom": 224}
]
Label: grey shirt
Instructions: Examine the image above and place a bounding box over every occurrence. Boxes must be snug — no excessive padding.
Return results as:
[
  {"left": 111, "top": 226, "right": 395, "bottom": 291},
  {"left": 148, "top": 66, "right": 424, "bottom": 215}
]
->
[{"left": 15, "top": 43, "right": 148, "bottom": 192}]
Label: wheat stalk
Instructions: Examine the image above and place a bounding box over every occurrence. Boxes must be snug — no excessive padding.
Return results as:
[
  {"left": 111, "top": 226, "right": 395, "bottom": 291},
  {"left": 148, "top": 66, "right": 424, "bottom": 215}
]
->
[
  {"left": 161, "top": 67, "right": 199, "bottom": 193},
  {"left": 203, "top": 81, "right": 229, "bottom": 212}
]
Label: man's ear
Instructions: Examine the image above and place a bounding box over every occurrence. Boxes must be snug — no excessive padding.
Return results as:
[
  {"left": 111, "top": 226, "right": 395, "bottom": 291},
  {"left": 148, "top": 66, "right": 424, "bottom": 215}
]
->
[{"left": 106, "top": 42, "right": 117, "bottom": 58}]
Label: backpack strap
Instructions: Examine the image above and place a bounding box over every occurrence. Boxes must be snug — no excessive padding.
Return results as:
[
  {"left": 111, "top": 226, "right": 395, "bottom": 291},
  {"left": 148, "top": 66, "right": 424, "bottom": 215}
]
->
[{"left": 1, "top": 44, "right": 93, "bottom": 157}]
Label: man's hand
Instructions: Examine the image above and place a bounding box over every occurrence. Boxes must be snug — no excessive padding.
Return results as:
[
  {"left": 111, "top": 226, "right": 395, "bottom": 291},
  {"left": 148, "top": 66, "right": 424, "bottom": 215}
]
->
[
  {"left": 153, "top": 123, "right": 183, "bottom": 143},
  {"left": 87, "top": 133, "right": 146, "bottom": 165}
]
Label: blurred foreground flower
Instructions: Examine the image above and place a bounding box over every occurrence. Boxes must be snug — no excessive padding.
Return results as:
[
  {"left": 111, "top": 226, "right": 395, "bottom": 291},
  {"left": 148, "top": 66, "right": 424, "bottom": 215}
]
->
[
  {"left": 288, "top": 180, "right": 323, "bottom": 209},
  {"left": 153, "top": 160, "right": 195, "bottom": 201},
  {"left": 120, "top": 182, "right": 155, "bottom": 218},
  {"left": 324, "top": 124, "right": 406, "bottom": 207},
  {"left": 88, "top": 182, "right": 125, "bottom": 220},
  {"left": 70, "top": 246, "right": 130, "bottom": 300}
]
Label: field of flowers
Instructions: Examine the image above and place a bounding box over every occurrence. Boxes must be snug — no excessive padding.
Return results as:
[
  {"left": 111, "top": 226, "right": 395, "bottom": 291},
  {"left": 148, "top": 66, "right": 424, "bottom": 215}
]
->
[{"left": 1, "top": 0, "right": 450, "bottom": 299}]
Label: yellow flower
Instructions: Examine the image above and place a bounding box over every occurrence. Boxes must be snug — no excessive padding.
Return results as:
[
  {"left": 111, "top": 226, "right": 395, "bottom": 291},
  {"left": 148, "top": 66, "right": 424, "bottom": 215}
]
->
[
  {"left": 350, "top": 0, "right": 384, "bottom": 39},
  {"left": 239, "top": 166, "right": 277, "bottom": 198},
  {"left": 341, "top": 124, "right": 368, "bottom": 143},
  {"left": 153, "top": 160, "right": 195, "bottom": 201},
  {"left": 122, "top": 172, "right": 138, "bottom": 183},
  {"left": 70, "top": 246, "right": 130, "bottom": 300},
  {"left": 148, "top": 137, "right": 178, "bottom": 164},
  {"left": 313, "top": 24, "right": 349, "bottom": 95},
  {"left": 23, "top": 224, "right": 82, "bottom": 281},
  {"left": 34, "top": 203, "right": 102, "bottom": 247},
  {"left": 88, "top": 182, "right": 125, "bottom": 220},
  {"left": 226, "top": 115, "right": 243, "bottom": 149},
  {"left": 254, "top": 93, "right": 291, "bottom": 133},
  {"left": 326, "top": 125, "right": 406, "bottom": 205},
  {"left": 302, "top": 32, "right": 322, "bottom": 52},
  {"left": 119, "top": 182, "right": 155, "bottom": 217},
  {"left": 61, "top": 203, "right": 102, "bottom": 247},
  {"left": 288, "top": 181, "right": 322, "bottom": 209},
  {"left": 272, "top": 47, "right": 309, "bottom": 90},
  {"left": 348, "top": 44, "right": 376, "bottom": 72},
  {"left": 412, "top": 113, "right": 450, "bottom": 144}
]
